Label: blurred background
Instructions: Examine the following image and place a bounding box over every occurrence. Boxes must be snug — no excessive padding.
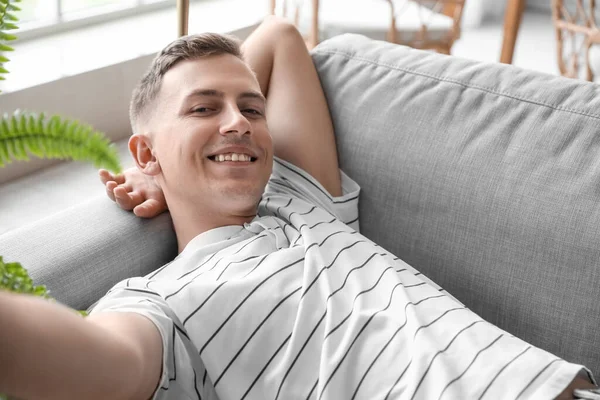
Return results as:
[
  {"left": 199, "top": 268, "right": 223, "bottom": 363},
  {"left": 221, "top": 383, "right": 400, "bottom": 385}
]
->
[{"left": 10, "top": 0, "right": 600, "bottom": 85}]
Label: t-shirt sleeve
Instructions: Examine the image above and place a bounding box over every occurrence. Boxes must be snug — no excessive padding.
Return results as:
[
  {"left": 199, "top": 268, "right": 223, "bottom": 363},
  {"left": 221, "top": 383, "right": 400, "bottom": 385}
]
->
[
  {"left": 89, "top": 277, "right": 218, "bottom": 400},
  {"left": 265, "top": 157, "right": 361, "bottom": 231}
]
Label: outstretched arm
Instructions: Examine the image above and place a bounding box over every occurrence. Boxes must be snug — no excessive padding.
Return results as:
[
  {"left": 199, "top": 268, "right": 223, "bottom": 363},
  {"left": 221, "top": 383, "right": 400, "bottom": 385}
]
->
[{"left": 0, "top": 291, "right": 162, "bottom": 400}]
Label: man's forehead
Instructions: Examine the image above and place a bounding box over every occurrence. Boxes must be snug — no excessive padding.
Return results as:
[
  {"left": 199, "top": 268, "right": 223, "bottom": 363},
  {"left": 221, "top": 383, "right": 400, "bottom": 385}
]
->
[{"left": 162, "top": 55, "right": 260, "bottom": 100}]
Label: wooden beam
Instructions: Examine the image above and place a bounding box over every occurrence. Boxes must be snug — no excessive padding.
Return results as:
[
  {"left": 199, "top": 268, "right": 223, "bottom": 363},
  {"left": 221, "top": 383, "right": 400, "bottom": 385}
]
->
[{"left": 177, "top": 0, "right": 189, "bottom": 37}]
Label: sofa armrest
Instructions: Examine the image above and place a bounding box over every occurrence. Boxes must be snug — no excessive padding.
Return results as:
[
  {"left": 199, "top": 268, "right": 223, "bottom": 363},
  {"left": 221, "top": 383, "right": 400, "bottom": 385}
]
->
[{"left": 0, "top": 196, "right": 177, "bottom": 310}]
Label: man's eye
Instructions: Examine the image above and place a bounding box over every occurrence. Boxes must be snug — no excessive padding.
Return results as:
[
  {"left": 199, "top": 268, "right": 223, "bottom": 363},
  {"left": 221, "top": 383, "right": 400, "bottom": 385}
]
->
[
  {"left": 193, "top": 107, "right": 211, "bottom": 113},
  {"left": 243, "top": 109, "right": 262, "bottom": 116}
]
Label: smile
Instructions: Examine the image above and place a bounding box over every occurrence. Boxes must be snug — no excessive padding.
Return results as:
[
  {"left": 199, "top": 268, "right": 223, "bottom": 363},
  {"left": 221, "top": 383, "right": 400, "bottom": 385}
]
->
[{"left": 208, "top": 153, "right": 257, "bottom": 162}]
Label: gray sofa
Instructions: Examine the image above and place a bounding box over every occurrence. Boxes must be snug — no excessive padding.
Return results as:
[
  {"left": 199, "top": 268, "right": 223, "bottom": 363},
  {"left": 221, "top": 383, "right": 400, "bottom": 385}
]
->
[{"left": 2, "top": 33, "right": 599, "bottom": 379}]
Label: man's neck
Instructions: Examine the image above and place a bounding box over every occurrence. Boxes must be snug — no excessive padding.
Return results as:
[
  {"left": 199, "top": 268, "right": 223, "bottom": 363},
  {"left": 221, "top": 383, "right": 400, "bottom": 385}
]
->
[{"left": 169, "top": 201, "right": 257, "bottom": 253}]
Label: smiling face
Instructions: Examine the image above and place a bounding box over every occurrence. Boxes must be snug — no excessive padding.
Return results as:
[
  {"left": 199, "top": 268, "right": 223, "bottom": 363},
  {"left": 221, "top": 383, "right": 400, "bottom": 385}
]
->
[{"left": 137, "top": 54, "right": 273, "bottom": 225}]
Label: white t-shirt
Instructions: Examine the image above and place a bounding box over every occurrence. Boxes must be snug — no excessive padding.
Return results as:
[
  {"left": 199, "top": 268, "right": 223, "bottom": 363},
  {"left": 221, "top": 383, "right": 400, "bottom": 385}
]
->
[{"left": 91, "top": 157, "right": 589, "bottom": 400}]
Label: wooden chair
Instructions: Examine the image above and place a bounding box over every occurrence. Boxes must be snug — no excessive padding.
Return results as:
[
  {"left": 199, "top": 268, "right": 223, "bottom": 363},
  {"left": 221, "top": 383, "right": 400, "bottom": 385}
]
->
[
  {"left": 387, "top": 0, "right": 465, "bottom": 54},
  {"left": 552, "top": 0, "right": 600, "bottom": 81},
  {"left": 297, "top": 0, "right": 466, "bottom": 55}
]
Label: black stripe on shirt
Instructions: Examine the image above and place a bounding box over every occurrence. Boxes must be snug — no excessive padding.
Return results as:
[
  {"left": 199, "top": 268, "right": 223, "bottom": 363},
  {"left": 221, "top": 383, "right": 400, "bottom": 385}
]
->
[
  {"left": 476, "top": 346, "right": 532, "bottom": 400},
  {"left": 436, "top": 334, "right": 504, "bottom": 400},
  {"left": 327, "top": 253, "right": 387, "bottom": 300},
  {"left": 304, "top": 230, "right": 357, "bottom": 253},
  {"left": 240, "top": 253, "right": 272, "bottom": 279},
  {"left": 277, "top": 260, "right": 391, "bottom": 399},
  {"left": 410, "top": 320, "right": 484, "bottom": 399},
  {"left": 514, "top": 358, "right": 561, "bottom": 400},
  {"left": 319, "top": 280, "right": 413, "bottom": 399},
  {"left": 158, "top": 325, "right": 178, "bottom": 393},
  {"left": 292, "top": 219, "right": 354, "bottom": 247},
  {"left": 295, "top": 217, "right": 338, "bottom": 232},
  {"left": 176, "top": 232, "right": 270, "bottom": 281},
  {"left": 147, "top": 258, "right": 176, "bottom": 280},
  {"left": 386, "top": 306, "right": 468, "bottom": 398},
  {"left": 171, "top": 325, "right": 178, "bottom": 382},
  {"left": 269, "top": 178, "right": 308, "bottom": 200},
  {"left": 305, "top": 379, "right": 318, "bottom": 400},
  {"left": 344, "top": 216, "right": 359, "bottom": 226},
  {"left": 133, "top": 298, "right": 191, "bottom": 344},
  {"left": 118, "top": 287, "right": 161, "bottom": 298},
  {"left": 215, "top": 254, "right": 263, "bottom": 281},
  {"left": 301, "top": 239, "right": 369, "bottom": 298},
  {"left": 213, "top": 286, "right": 302, "bottom": 387},
  {"left": 193, "top": 367, "right": 203, "bottom": 400},
  {"left": 197, "top": 257, "right": 305, "bottom": 355},
  {"left": 240, "top": 333, "right": 292, "bottom": 400},
  {"left": 324, "top": 279, "right": 426, "bottom": 341},
  {"left": 350, "top": 293, "right": 448, "bottom": 400},
  {"left": 275, "top": 312, "right": 327, "bottom": 400},
  {"left": 182, "top": 281, "right": 227, "bottom": 325}
]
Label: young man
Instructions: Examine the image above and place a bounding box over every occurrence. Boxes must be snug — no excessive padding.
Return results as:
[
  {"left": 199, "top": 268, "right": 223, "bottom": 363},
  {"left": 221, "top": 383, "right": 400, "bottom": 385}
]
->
[{"left": 0, "top": 17, "right": 595, "bottom": 400}]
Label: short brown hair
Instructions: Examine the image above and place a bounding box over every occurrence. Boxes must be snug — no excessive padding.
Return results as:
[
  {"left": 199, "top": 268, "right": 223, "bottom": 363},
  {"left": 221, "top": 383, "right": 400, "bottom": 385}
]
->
[{"left": 129, "top": 32, "right": 243, "bottom": 134}]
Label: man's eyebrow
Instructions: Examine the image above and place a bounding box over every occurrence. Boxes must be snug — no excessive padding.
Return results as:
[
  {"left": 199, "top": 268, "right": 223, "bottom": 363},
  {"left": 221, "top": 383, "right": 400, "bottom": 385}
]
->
[
  {"left": 184, "top": 89, "right": 265, "bottom": 103},
  {"left": 239, "top": 91, "right": 266, "bottom": 103},
  {"left": 186, "top": 89, "right": 224, "bottom": 99}
]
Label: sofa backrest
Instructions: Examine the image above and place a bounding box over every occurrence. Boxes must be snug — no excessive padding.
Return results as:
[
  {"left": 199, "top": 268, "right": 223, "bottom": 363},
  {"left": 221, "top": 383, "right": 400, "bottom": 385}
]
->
[
  {"left": 313, "top": 34, "right": 600, "bottom": 376},
  {"left": 1, "top": 33, "right": 598, "bottom": 377}
]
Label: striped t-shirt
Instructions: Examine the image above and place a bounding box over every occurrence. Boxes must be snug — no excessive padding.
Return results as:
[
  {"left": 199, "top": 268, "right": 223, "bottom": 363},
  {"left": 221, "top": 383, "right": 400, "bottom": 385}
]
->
[{"left": 91, "top": 157, "right": 589, "bottom": 400}]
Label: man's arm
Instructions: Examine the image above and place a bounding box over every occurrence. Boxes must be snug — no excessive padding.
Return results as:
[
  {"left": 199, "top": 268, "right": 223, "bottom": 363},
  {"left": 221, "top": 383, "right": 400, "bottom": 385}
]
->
[
  {"left": 242, "top": 17, "right": 343, "bottom": 197},
  {"left": 0, "top": 290, "right": 162, "bottom": 400}
]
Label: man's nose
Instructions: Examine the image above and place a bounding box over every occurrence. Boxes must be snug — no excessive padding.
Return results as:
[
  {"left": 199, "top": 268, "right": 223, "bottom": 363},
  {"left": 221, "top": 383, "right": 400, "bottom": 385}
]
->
[{"left": 219, "top": 105, "right": 252, "bottom": 136}]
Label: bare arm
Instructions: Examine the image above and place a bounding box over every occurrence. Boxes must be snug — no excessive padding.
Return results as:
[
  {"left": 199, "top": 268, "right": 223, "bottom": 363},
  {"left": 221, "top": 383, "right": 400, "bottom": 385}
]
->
[
  {"left": 0, "top": 290, "right": 162, "bottom": 400},
  {"left": 242, "top": 17, "right": 343, "bottom": 197}
]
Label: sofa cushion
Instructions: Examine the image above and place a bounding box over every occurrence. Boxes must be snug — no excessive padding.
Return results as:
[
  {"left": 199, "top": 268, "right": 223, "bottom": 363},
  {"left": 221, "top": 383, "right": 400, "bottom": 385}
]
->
[
  {"left": 311, "top": 34, "right": 600, "bottom": 376},
  {"left": 0, "top": 197, "right": 177, "bottom": 310}
]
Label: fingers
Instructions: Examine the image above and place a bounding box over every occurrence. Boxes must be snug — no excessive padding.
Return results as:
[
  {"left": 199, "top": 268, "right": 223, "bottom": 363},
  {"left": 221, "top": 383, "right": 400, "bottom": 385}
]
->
[
  {"left": 113, "top": 187, "right": 144, "bottom": 211},
  {"left": 105, "top": 181, "right": 117, "bottom": 202},
  {"left": 98, "top": 169, "right": 125, "bottom": 185},
  {"left": 133, "top": 199, "right": 167, "bottom": 219}
]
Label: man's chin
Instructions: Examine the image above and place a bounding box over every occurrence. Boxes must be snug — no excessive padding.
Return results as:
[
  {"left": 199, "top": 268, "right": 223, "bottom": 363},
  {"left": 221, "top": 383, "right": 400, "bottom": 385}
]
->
[{"left": 214, "top": 183, "right": 264, "bottom": 208}]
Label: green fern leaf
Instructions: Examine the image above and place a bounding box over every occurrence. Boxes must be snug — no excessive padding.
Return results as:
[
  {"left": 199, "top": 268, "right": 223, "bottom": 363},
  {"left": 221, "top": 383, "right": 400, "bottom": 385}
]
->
[
  {"left": 0, "top": 111, "right": 122, "bottom": 173},
  {"left": 4, "top": 12, "right": 17, "bottom": 21},
  {"left": 0, "top": 22, "right": 17, "bottom": 30},
  {"left": 6, "top": 4, "right": 20, "bottom": 13},
  {"left": 0, "top": 31, "right": 16, "bottom": 41}
]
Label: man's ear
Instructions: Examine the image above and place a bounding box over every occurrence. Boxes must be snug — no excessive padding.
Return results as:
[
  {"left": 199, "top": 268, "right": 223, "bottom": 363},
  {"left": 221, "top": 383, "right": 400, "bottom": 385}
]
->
[{"left": 129, "top": 134, "right": 161, "bottom": 176}]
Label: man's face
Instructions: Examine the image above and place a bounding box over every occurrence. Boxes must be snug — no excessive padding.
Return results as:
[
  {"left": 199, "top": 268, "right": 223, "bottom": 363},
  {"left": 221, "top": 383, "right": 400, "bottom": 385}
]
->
[{"left": 149, "top": 54, "right": 273, "bottom": 217}]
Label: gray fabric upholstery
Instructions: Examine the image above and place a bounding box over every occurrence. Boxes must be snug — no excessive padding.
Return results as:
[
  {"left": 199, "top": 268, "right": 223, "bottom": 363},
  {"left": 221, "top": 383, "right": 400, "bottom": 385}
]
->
[
  {"left": 1, "top": 33, "right": 598, "bottom": 377},
  {"left": 312, "top": 34, "right": 600, "bottom": 376},
  {"left": 1, "top": 196, "right": 177, "bottom": 310}
]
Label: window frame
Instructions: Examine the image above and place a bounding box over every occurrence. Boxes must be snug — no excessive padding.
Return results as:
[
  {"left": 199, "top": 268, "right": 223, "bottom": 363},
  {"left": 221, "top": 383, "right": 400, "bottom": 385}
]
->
[{"left": 16, "top": 0, "right": 204, "bottom": 42}]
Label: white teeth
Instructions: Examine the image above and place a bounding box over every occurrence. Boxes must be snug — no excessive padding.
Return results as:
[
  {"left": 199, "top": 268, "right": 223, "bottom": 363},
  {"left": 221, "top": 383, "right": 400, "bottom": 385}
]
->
[{"left": 212, "top": 153, "right": 253, "bottom": 162}]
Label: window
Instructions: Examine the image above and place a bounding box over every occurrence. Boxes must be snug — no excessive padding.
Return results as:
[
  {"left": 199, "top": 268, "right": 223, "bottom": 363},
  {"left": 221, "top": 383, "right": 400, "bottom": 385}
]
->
[{"left": 17, "top": 0, "right": 203, "bottom": 41}]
